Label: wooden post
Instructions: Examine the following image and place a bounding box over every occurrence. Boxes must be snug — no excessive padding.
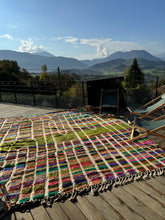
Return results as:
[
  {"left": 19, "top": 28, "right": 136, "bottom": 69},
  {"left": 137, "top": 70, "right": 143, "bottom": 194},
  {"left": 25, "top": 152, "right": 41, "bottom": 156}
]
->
[
  {"left": 58, "top": 67, "right": 61, "bottom": 96},
  {"left": 54, "top": 83, "right": 58, "bottom": 107},
  {"left": 0, "top": 82, "right": 2, "bottom": 102},
  {"left": 155, "top": 76, "right": 158, "bottom": 97},
  {"left": 31, "top": 82, "right": 36, "bottom": 106},
  {"left": 117, "top": 88, "right": 119, "bottom": 118},
  {"left": 99, "top": 89, "right": 104, "bottom": 116},
  {"left": 14, "top": 84, "right": 17, "bottom": 104},
  {"left": 82, "top": 81, "right": 85, "bottom": 106}
]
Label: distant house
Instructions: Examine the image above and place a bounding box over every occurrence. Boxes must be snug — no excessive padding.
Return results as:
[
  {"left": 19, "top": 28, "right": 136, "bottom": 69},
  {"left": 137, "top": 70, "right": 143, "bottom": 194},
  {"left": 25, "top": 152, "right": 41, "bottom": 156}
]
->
[{"left": 87, "top": 76, "right": 125, "bottom": 107}]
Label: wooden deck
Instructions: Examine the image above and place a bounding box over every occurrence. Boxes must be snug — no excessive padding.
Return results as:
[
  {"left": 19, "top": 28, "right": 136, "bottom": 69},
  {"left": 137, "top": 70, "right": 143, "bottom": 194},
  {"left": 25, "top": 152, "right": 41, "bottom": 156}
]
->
[
  {"left": 3, "top": 171, "right": 165, "bottom": 220},
  {"left": 1, "top": 104, "right": 165, "bottom": 220}
]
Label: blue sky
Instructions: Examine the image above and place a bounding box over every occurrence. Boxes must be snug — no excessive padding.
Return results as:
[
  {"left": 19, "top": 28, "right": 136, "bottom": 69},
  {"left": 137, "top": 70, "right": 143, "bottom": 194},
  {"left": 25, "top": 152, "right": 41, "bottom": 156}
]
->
[{"left": 0, "top": 0, "right": 165, "bottom": 60}]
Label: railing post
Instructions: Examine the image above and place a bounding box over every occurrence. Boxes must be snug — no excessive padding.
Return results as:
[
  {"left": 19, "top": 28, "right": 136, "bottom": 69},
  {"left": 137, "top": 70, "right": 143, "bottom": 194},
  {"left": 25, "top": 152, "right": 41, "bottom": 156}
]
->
[
  {"left": 58, "top": 67, "right": 61, "bottom": 96},
  {"left": 155, "top": 76, "right": 158, "bottom": 98},
  {"left": 14, "top": 83, "right": 17, "bottom": 104},
  {"left": 0, "top": 82, "right": 2, "bottom": 102},
  {"left": 82, "top": 81, "right": 85, "bottom": 106},
  {"left": 31, "top": 82, "right": 36, "bottom": 106},
  {"left": 53, "top": 83, "right": 58, "bottom": 107}
]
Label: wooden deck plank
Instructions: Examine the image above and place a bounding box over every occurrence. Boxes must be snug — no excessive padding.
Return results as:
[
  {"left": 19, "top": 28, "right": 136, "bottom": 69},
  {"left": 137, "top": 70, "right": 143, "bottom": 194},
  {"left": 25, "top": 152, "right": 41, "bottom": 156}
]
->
[
  {"left": 84, "top": 193, "right": 122, "bottom": 220},
  {"left": 30, "top": 205, "right": 51, "bottom": 220},
  {"left": 133, "top": 179, "right": 165, "bottom": 204},
  {"left": 146, "top": 177, "right": 165, "bottom": 192},
  {"left": 58, "top": 200, "right": 87, "bottom": 220},
  {"left": 75, "top": 195, "right": 108, "bottom": 220},
  {"left": 123, "top": 182, "right": 165, "bottom": 219},
  {"left": 110, "top": 184, "right": 164, "bottom": 220},
  {"left": 46, "top": 202, "right": 70, "bottom": 220},
  {"left": 14, "top": 211, "right": 33, "bottom": 220},
  {"left": 97, "top": 190, "right": 144, "bottom": 220},
  {"left": 11, "top": 213, "right": 16, "bottom": 220},
  {"left": 155, "top": 176, "right": 165, "bottom": 185}
]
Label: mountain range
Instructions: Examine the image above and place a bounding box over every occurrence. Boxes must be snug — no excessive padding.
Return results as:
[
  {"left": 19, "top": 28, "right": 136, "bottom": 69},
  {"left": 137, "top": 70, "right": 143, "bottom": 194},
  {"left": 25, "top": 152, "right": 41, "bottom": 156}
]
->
[
  {"left": 82, "top": 50, "right": 163, "bottom": 66},
  {"left": 0, "top": 49, "right": 165, "bottom": 74},
  {"left": 90, "top": 58, "right": 165, "bottom": 72},
  {"left": 0, "top": 50, "right": 88, "bottom": 72}
]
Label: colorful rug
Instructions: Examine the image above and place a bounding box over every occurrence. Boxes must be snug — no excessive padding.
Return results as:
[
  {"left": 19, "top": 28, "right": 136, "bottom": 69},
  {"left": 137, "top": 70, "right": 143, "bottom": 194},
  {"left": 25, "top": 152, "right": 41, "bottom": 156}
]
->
[{"left": 0, "top": 110, "right": 165, "bottom": 209}]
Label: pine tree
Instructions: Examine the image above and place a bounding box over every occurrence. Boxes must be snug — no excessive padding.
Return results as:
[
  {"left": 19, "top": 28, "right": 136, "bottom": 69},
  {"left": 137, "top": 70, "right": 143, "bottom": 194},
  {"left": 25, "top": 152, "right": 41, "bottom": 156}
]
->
[
  {"left": 123, "top": 59, "right": 150, "bottom": 104},
  {"left": 124, "top": 59, "right": 145, "bottom": 88}
]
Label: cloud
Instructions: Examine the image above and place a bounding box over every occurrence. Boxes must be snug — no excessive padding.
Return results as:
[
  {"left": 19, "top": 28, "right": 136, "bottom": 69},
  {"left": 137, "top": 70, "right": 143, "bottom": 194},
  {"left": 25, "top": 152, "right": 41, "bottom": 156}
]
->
[
  {"left": 53, "top": 36, "right": 78, "bottom": 44},
  {"left": 65, "top": 36, "right": 78, "bottom": 43},
  {"left": 18, "top": 39, "right": 43, "bottom": 53},
  {"left": 80, "top": 38, "right": 143, "bottom": 57},
  {"left": 0, "top": 34, "right": 13, "bottom": 40},
  {"left": 54, "top": 36, "right": 144, "bottom": 58},
  {"left": 80, "top": 38, "right": 112, "bottom": 56}
]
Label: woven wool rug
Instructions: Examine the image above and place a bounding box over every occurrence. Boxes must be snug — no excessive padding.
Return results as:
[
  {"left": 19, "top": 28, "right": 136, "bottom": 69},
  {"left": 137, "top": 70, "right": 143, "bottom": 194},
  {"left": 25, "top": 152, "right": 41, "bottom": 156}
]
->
[{"left": 0, "top": 110, "right": 165, "bottom": 209}]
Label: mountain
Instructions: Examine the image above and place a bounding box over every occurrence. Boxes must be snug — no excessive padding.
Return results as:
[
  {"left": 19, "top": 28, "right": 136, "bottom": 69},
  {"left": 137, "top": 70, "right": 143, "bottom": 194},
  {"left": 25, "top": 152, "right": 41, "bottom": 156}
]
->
[
  {"left": 81, "top": 58, "right": 102, "bottom": 67},
  {"left": 33, "top": 51, "right": 55, "bottom": 57},
  {"left": 91, "top": 59, "right": 128, "bottom": 71},
  {"left": 156, "top": 52, "right": 165, "bottom": 61},
  {"left": 0, "top": 49, "right": 164, "bottom": 76},
  {"left": 0, "top": 50, "right": 88, "bottom": 72},
  {"left": 91, "top": 58, "right": 165, "bottom": 72},
  {"left": 82, "top": 50, "right": 162, "bottom": 66},
  {"left": 104, "top": 50, "right": 161, "bottom": 61}
]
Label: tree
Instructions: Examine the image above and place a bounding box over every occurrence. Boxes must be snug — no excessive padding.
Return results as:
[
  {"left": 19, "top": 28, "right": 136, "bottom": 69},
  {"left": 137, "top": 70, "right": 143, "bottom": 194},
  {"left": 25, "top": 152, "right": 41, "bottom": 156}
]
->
[
  {"left": 39, "top": 72, "right": 51, "bottom": 82},
  {"left": 41, "top": 64, "right": 47, "bottom": 74},
  {"left": 0, "top": 60, "right": 21, "bottom": 81},
  {"left": 124, "top": 59, "right": 145, "bottom": 88},
  {"left": 123, "top": 59, "right": 150, "bottom": 104},
  {"left": 19, "top": 68, "right": 33, "bottom": 83},
  {"left": 39, "top": 64, "right": 50, "bottom": 82}
]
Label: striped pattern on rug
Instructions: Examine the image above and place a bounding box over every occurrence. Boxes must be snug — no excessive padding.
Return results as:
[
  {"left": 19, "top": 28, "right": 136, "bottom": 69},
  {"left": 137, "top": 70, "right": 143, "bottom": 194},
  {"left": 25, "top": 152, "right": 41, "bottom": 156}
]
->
[{"left": 0, "top": 110, "right": 164, "bottom": 209}]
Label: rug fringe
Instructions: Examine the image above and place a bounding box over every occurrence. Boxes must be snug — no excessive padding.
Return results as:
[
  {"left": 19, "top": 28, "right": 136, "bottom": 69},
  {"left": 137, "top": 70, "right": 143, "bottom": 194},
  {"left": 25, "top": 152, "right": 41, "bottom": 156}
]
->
[{"left": 3, "top": 167, "right": 165, "bottom": 212}]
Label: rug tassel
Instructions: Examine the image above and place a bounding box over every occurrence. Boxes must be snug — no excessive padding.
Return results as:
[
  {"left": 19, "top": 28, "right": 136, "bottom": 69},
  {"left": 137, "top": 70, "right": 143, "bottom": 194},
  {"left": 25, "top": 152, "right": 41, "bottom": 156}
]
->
[
  {"left": 46, "top": 198, "right": 52, "bottom": 207},
  {"left": 125, "top": 175, "right": 133, "bottom": 184},
  {"left": 122, "top": 176, "right": 129, "bottom": 185},
  {"left": 54, "top": 193, "right": 63, "bottom": 202},
  {"left": 98, "top": 183, "right": 105, "bottom": 192},
  {"left": 143, "top": 170, "right": 149, "bottom": 180},
  {"left": 121, "top": 176, "right": 126, "bottom": 185},
  {"left": 91, "top": 188, "right": 95, "bottom": 196},
  {"left": 102, "top": 183, "right": 106, "bottom": 191},
  {"left": 127, "top": 175, "right": 132, "bottom": 183},
  {"left": 54, "top": 197, "right": 60, "bottom": 202},
  {"left": 158, "top": 168, "right": 164, "bottom": 176},
  {"left": 69, "top": 190, "right": 77, "bottom": 202},
  {"left": 153, "top": 170, "right": 157, "bottom": 176},
  {"left": 91, "top": 184, "right": 99, "bottom": 196},
  {"left": 105, "top": 183, "right": 110, "bottom": 190},
  {"left": 149, "top": 171, "right": 153, "bottom": 178},
  {"left": 78, "top": 187, "right": 90, "bottom": 195},
  {"left": 114, "top": 178, "right": 119, "bottom": 187},
  {"left": 134, "top": 172, "right": 143, "bottom": 181},
  {"left": 41, "top": 199, "right": 46, "bottom": 205}
]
